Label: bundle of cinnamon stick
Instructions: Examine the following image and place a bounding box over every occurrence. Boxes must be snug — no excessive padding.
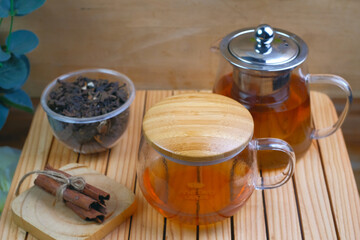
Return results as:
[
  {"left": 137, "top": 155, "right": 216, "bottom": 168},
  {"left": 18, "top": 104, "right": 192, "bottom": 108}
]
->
[{"left": 34, "top": 165, "right": 110, "bottom": 223}]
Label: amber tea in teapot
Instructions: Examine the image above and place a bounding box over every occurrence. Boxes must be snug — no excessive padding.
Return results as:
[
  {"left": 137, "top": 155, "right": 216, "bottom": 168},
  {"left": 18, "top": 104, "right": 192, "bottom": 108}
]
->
[
  {"left": 214, "top": 69, "right": 311, "bottom": 155},
  {"left": 213, "top": 24, "right": 352, "bottom": 157}
]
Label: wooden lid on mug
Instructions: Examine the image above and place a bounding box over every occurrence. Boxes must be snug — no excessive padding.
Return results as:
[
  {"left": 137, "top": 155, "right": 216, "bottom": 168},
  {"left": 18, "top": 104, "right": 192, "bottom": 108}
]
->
[{"left": 142, "top": 93, "right": 254, "bottom": 164}]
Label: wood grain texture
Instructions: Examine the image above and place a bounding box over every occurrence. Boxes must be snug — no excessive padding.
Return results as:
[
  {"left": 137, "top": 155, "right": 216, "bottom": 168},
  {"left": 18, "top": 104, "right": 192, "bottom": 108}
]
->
[
  {"left": 142, "top": 92, "right": 253, "bottom": 163},
  {"left": 293, "top": 141, "right": 337, "bottom": 239},
  {"left": 9, "top": 0, "right": 360, "bottom": 97},
  {"left": 198, "top": 220, "right": 231, "bottom": 240},
  {"left": 311, "top": 92, "right": 360, "bottom": 239},
  {"left": 130, "top": 90, "right": 172, "bottom": 240},
  {"left": 107, "top": 90, "right": 146, "bottom": 188},
  {"left": 79, "top": 151, "right": 109, "bottom": 174},
  {"left": 233, "top": 192, "right": 266, "bottom": 240},
  {"left": 338, "top": 97, "right": 360, "bottom": 193},
  {"left": 47, "top": 138, "right": 78, "bottom": 169},
  {"left": 165, "top": 222, "right": 196, "bottom": 240},
  {"left": 263, "top": 177, "right": 302, "bottom": 240},
  {"left": 0, "top": 108, "right": 53, "bottom": 240},
  {"left": 105, "top": 90, "right": 146, "bottom": 240}
]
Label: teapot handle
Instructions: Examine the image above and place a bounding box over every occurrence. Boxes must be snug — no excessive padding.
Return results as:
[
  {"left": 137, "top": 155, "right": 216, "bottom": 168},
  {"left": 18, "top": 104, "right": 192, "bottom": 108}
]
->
[
  {"left": 251, "top": 138, "right": 296, "bottom": 190},
  {"left": 307, "top": 74, "right": 353, "bottom": 139}
]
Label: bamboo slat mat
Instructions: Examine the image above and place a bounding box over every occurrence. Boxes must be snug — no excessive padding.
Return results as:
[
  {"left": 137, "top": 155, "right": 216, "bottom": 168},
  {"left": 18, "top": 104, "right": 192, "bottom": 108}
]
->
[{"left": 0, "top": 90, "right": 359, "bottom": 240}]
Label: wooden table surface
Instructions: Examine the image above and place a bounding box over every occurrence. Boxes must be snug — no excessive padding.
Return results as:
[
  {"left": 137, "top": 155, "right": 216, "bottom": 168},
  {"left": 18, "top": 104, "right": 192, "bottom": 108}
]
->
[{"left": 0, "top": 90, "right": 359, "bottom": 240}]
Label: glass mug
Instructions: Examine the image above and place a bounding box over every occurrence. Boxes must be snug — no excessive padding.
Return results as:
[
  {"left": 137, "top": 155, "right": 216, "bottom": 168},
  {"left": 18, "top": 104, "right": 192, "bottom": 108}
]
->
[
  {"left": 137, "top": 93, "right": 296, "bottom": 225},
  {"left": 213, "top": 24, "right": 352, "bottom": 157}
]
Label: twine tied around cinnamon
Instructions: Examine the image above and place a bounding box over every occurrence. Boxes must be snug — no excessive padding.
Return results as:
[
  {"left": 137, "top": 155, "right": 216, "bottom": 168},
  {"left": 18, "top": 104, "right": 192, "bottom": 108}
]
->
[{"left": 15, "top": 170, "right": 86, "bottom": 202}]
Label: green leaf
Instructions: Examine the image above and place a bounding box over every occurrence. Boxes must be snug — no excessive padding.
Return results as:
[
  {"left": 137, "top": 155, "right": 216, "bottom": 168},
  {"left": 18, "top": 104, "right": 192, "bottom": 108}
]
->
[
  {"left": 0, "top": 103, "right": 9, "bottom": 129},
  {"left": 6, "top": 30, "right": 39, "bottom": 55},
  {"left": 0, "top": 0, "right": 10, "bottom": 10},
  {"left": 0, "top": 0, "right": 10, "bottom": 17},
  {"left": 20, "top": 53, "right": 30, "bottom": 74},
  {"left": 14, "top": 0, "right": 46, "bottom": 16},
  {"left": 0, "top": 6, "right": 8, "bottom": 17},
  {"left": 0, "top": 146, "right": 20, "bottom": 189},
  {"left": 0, "top": 54, "right": 29, "bottom": 90},
  {"left": 0, "top": 89, "right": 33, "bottom": 112},
  {"left": 0, "top": 146, "right": 21, "bottom": 215},
  {"left": 0, "top": 189, "right": 7, "bottom": 215},
  {"left": 0, "top": 48, "right": 10, "bottom": 62}
]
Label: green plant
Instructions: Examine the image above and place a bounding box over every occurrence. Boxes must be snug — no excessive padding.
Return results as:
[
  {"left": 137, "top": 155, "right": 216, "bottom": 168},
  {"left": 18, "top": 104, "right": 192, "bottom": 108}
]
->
[
  {"left": 0, "top": 0, "right": 46, "bottom": 129},
  {"left": 0, "top": 146, "right": 20, "bottom": 215}
]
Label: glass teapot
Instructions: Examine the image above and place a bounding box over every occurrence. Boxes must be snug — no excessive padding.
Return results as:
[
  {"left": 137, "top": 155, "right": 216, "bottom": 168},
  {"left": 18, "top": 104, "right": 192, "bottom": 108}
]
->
[
  {"left": 213, "top": 24, "right": 352, "bottom": 156},
  {"left": 137, "top": 93, "right": 296, "bottom": 225}
]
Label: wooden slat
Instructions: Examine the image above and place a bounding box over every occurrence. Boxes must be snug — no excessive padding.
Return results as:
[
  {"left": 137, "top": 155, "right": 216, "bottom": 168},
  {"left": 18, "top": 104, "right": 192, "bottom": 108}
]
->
[
  {"left": 0, "top": 108, "right": 53, "bottom": 240},
  {"left": 311, "top": 92, "right": 360, "bottom": 239},
  {"left": 79, "top": 151, "right": 109, "bottom": 174},
  {"left": 101, "top": 90, "right": 146, "bottom": 240},
  {"left": 166, "top": 222, "right": 196, "bottom": 240},
  {"left": 260, "top": 146, "right": 302, "bottom": 240},
  {"left": 199, "top": 221, "right": 231, "bottom": 240},
  {"left": 233, "top": 192, "right": 266, "bottom": 240},
  {"left": 106, "top": 90, "right": 146, "bottom": 188},
  {"left": 294, "top": 141, "right": 337, "bottom": 239},
  {"left": 130, "top": 190, "right": 166, "bottom": 240},
  {"left": 46, "top": 138, "right": 78, "bottom": 168},
  {"left": 129, "top": 90, "right": 172, "bottom": 240},
  {"left": 264, "top": 178, "right": 302, "bottom": 239}
]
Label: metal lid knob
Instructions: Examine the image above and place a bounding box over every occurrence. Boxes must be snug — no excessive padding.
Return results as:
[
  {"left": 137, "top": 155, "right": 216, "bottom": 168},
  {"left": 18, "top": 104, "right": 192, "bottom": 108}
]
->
[
  {"left": 255, "top": 24, "right": 274, "bottom": 45},
  {"left": 255, "top": 24, "right": 274, "bottom": 54}
]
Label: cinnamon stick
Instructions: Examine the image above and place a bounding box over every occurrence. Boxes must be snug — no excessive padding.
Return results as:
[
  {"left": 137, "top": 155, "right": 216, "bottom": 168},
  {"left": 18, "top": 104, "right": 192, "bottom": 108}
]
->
[
  {"left": 45, "top": 165, "right": 110, "bottom": 203},
  {"left": 34, "top": 174, "right": 106, "bottom": 214},
  {"left": 65, "top": 201, "right": 105, "bottom": 223}
]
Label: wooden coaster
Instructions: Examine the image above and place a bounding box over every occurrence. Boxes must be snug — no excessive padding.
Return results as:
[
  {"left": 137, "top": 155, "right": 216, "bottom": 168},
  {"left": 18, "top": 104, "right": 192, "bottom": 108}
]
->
[{"left": 11, "top": 163, "right": 136, "bottom": 240}]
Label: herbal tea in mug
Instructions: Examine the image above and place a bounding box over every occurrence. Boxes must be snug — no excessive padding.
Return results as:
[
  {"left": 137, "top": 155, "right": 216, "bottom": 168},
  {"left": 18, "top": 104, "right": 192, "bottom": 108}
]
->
[{"left": 137, "top": 93, "right": 296, "bottom": 225}]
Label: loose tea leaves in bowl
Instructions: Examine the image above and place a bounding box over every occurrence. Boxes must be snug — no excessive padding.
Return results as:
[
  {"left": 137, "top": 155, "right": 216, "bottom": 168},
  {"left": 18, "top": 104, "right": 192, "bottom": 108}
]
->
[
  {"left": 48, "top": 76, "right": 128, "bottom": 118},
  {"left": 41, "top": 69, "right": 135, "bottom": 154}
]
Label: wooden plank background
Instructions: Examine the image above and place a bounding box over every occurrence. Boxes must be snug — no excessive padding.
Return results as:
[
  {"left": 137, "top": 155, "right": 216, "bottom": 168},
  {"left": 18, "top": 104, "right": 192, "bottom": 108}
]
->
[{"left": 1, "top": 0, "right": 359, "bottom": 97}]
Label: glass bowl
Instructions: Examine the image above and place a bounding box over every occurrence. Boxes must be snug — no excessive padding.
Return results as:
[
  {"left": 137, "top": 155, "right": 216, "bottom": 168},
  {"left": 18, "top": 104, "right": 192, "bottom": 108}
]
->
[{"left": 40, "top": 68, "right": 135, "bottom": 154}]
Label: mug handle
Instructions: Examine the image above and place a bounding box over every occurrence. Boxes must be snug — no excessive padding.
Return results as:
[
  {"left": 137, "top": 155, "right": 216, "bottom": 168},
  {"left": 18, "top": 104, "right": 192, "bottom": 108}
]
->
[
  {"left": 307, "top": 74, "right": 353, "bottom": 139},
  {"left": 251, "top": 138, "right": 296, "bottom": 190}
]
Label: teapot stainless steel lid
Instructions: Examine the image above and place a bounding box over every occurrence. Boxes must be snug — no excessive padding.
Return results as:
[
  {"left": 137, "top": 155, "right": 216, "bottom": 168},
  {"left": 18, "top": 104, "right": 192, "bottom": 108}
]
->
[{"left": 220, "top": 24, "right": 308, "bottom": 72}]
